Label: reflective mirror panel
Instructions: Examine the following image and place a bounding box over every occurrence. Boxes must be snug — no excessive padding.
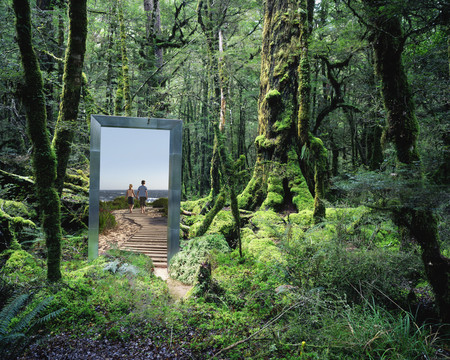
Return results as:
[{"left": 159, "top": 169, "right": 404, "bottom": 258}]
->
[{"left": 88, "top": 115, "right": 182, "bottom": 265}]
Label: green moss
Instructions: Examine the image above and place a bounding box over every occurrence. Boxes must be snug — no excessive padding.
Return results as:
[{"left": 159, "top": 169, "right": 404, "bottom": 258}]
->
[
  {"left": 237, "top": 167, "right": 266, "bottom": 211},
  {"left": 262, "top": 191, "right": 284, "bottom": 209},
  {"left": 190, "top": 193, "right": 226, "bottom": 238},
  {"left": 254, "top": 135, "right": 276, "bottom": 149},
  {"left": 288, "top": 209, "right": 314, "bottom": 227},
  {"left": 246, "top": 237, "right": 283, "bottom": 263},
  {"left": 182, "top": 196, "right": 211, "bottom": 214},
  {"left": 280, "top": 73, "right": 289, "bottom": 84},
  {"left": 240, "top": 228, "right": 283, "bottom": 263},
  {"left": 2, "top": 249, "right": 45, "bottom": 283},
  {"left": 0, "top": 208, "right": 36, "bottom": 229},
  {"left": 208, "top": 210, "right": 235, "bottom": 240},
  {"left": 0, "top": 200, "right": 35, "bottom": 219},
  {"left": 292, "top": 191, "right": 314, "bottom": 211},
  {"left": 250, "top": 210, "right": 286, "bottom": 239},
  {"left": 264, "top": 89, "right": 281, "bottom": 102}
]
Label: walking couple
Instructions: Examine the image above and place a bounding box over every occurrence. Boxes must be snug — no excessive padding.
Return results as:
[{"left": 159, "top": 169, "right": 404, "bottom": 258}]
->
[{"left": 126, "top": 180, "right": 148, "bottom": 213}]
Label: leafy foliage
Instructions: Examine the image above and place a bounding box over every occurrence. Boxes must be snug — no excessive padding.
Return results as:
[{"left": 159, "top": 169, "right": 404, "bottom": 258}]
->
[
  {"left": 169, "top": 234, "right": 230, "bottom": 285},
  {"left": 0, "top": 293, "right": 64, "bottom": 359}
]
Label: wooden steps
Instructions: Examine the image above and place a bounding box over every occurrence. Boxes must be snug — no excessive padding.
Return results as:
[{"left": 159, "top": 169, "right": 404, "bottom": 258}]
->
[{"left": 119, "top": 212, "right": 168, "bottom": 268}]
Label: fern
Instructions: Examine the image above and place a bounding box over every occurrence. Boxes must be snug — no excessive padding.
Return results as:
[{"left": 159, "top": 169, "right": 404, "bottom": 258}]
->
[
  {"left": 0, "top": 293, "right": 65, "bottom": 358},
  {"left": 0, "top": 294, "right": 29, "bottom": 337}
]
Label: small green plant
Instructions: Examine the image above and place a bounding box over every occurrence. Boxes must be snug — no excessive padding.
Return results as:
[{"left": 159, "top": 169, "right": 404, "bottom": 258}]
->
[
  {"left": 169, "top": 234, "right": 230, "bottom": 284},
  {"left": 150, "top": 197, "right": 168, "bottom": 216},
  {"left": 0, "top": 293, "right": 64, "bottom": 358},
  {"left": 99, "top": 208, "right": 117, "bottom": 233}
]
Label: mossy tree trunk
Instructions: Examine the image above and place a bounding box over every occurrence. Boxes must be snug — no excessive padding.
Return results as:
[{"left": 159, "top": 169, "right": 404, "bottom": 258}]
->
[
  {"left": 52, "top": 0, "right": 88, "bottom": 194},
  {"left": 297, "top": 0, "right": 328, "bottom": 222},
  {"left": 197, "top": 0, "right": 226, "bottom": 204},
  {"left": 239, "top": 0, "right": 303, "bottom": 213},
  {"left": 363, "top": 0, "right": 450, "bottom": 323},
  {"left": 13, "top": 0, "right": 63, "bottom": 281}
]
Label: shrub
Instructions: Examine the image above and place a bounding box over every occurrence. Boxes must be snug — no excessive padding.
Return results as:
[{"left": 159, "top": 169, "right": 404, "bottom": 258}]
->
[
  {"left": 150, "top": 198, "right": 168, "bottom": 216},
  {"left": 283, "top": 235, "right": 423, "bottom": 306},
  {"left": 169, "top": 234, "right": 230, "bottom": 285}
]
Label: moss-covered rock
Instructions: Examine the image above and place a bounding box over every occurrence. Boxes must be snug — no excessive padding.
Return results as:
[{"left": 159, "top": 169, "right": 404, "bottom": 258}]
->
[
  {"left": 288, "top": 209, "right": 314, "bottom": 227},
  {"left": 1, "top": 249, "right": 45, "bottom": 283},
  {"left": 0, "top": 200, "right": 36, "bottom": 219},
  {"left": 241, "top": 228, "right": 284, "bottom": 263},
  {"left": 250, "top": 210, "right": 286, "bottom": 239}
]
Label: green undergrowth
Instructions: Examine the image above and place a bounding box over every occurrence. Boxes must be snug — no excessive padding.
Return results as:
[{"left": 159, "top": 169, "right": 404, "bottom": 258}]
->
[
  {"left": 0, "top": 202, "right": 447, "bottom": 359},
  {"left": 0, "top": 247, "right": 180, "bottom": 341},
  {"left": 169, "top": 234, "right": 230, "bottom": 285},
  {"left": 174, "top": 204, "right": 446, "bottom": 359}
]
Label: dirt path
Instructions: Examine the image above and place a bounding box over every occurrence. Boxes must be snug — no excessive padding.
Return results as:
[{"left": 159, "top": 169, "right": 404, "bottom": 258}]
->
[{"left": 99, "top": 208, "right": 192, "bottom": 301}]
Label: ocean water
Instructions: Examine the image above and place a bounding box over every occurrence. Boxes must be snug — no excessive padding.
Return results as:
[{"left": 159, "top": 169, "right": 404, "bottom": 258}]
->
[{"left": 99, "top": 189, "right": 168, "bottom": 202}]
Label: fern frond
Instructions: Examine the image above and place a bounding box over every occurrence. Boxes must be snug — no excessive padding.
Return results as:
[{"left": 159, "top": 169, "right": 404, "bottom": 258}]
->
[
  {"left": 0, "top": 332, "right": 26, "bottom": 345},
  {"left": 0, "top": 294, "right": 29, "bottom": 335},
  {"left": 35, "top": 307, "right": 66, "bottom": 326},
  {"left": 10, "top": 296, "right": 53, "bottom": 334}
]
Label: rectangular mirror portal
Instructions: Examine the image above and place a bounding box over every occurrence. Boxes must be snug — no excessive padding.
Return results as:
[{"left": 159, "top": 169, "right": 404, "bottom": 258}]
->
[{"left": 88, "top": 115, "right": 182, "bottom": 266}]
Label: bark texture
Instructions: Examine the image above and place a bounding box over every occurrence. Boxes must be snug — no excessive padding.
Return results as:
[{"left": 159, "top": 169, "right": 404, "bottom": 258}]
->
[
  {"left": 13, "top": 0, "right": 62, "bottom": 281},
  {"left": 364, "top": 0, "right": 450, "bottom": 322},
  {"left": 239, "top": 0, "right": 303, "bottom": 212},
  {"left": 52, "top": 0, "right": 88, "bottom": 194},
  {"left": 297, "top": 0, "right": 327, "bottom": 222}
]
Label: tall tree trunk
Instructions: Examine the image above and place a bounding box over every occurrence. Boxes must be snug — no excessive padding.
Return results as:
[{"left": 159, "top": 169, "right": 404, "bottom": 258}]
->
[
  {"left": 13, "top": 0, "right": 62, "bottom": 282},
  {"left": 105, "top": 8, "right": 117, "bottom": 114},
  {"left": 363, "top": 0, "right": 450, "bottom": 322},
  {"left": 52, "top": 0, "right": 88, "bottom": 194},
  {"left": 197, "top": 0, "right": 223, "bottom": 203},
  {"left": 118, "top": 0, "right": 131, "bottom": 116},
  {"left": 144, "top": 0, "right": 166, "bottom": 115},
  {"left": 297, "top": 0, "right": 328, "bottom": 222},
  {"left": 239, "top": 0, "right": 304, "bottom": 212}
]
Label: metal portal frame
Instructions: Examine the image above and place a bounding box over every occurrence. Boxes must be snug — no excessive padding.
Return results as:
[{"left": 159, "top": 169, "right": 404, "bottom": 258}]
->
[{"left": 88, "top": 115, "right": 182, "bottom": 265}]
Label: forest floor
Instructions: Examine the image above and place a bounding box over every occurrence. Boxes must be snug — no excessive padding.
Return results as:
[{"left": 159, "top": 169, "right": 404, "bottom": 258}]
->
[
  {"left": 18, "top": 209, "right": 200, "bottom": 360},
  {"left": 99, "top": 208, "right": 192, "bottom": 301}
]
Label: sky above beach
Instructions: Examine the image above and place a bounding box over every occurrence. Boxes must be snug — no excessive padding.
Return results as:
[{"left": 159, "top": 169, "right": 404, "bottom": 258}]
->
[{"left": 100, "top": 127, "right": 170, "bottom": 190}]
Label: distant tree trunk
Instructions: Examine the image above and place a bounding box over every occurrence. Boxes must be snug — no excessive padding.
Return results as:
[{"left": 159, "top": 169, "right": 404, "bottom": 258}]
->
[
  {"left": 236, "top": 86, "right": 247, "bottom": 167},
  {"left": 297, "top": 0, "right": 328, "bottom": 222},
  {"left": 197, "top": 0, "right": 224, "bottom": 203},
  {"left": 13, "top": 0, "right": 62, "bottom": 282},
  {"left": 144, "top": 0, "right": 163, "bottom": 69},
  {"left": 239, "top": 0, "right": 303, "bottom": 212},
  {"left": 105, "top": 9, "right": 117, "bottom": 114},
  {"left": 144, "top": 0, "right": 167, "bottom": 115},
  {"left": 52, "top": 0, "right": 88, "bottom": 194},
  {"left": 363, "top": 0, "right": 450, "bottom": 323},
  {"left": 118, "top": 0, "right": 131, "bottom": 116}
]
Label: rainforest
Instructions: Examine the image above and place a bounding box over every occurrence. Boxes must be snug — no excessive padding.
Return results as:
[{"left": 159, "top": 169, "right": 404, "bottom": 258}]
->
[{"left": 0, "top": 0, "right": 449, "bottom": 359}]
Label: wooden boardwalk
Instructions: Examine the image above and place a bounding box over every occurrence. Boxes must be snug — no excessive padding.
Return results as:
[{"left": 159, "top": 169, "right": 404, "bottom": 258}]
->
[{"left": 120, "top": 212, "right": 168, "bottom": 268}]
